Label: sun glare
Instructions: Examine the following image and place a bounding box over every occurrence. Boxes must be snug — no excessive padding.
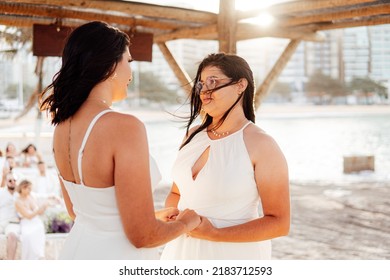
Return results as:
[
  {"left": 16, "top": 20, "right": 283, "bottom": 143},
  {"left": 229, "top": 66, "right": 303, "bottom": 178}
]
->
[
  {"left": 234, "top": 0, "right": 290, "bottom": 27},
  {"left": 243, "top": 12, "right": 274, "bottom": 27}
]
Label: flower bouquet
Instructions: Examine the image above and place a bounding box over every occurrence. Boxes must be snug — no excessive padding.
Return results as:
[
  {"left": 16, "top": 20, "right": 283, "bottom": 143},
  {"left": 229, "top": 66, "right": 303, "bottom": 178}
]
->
[{"left": 45, "top": 211, "right": 73, "bottom": 233}]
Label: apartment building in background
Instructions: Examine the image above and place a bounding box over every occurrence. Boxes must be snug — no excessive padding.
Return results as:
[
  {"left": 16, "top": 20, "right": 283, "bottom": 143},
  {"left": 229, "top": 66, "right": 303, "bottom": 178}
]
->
[{"left": 1, "top": 24, "right": 389, "bottom": 107}]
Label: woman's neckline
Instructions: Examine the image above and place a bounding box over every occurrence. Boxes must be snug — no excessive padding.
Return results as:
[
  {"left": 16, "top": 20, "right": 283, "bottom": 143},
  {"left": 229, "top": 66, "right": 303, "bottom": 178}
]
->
[{"left": 206, "top": 120, "right": 251, "bottom": 141}]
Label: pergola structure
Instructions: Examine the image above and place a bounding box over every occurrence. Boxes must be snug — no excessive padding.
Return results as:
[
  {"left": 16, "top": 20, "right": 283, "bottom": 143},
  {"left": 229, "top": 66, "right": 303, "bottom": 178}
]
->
[{"left": 1, "top": 0, "right": 389, "bottom": 109}]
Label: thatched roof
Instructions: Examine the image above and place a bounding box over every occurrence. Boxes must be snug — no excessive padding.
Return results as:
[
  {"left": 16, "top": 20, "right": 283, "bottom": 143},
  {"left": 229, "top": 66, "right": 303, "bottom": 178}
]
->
[
  {"left": 1, "top": 0, "right": 389, "bottom": 110},
  {"left": 1, "top": 0, "right": 389, "bottom": 44}
]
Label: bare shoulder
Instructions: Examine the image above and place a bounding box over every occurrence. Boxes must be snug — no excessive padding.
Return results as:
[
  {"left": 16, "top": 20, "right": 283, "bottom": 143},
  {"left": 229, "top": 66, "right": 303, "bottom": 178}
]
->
[
  {"left": 244, "top": 123, "right": 278, "bottom": 146},
  {"left": 100, "top": 112, "right": 148, "bottom": 159},
  {"left": 99, "top": 112, "right": 146, "bottom": 137},
  {"left": 104, "top": 111, "right": 145, "bottom": 130},
  {"left": 244, "top": 123, "right": 285, "bottom": 160}
]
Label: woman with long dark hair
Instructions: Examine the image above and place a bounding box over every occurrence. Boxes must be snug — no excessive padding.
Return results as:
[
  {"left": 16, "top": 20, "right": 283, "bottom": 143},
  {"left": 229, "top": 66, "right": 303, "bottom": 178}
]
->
[
  {"left": 161, "top": 53, "right": 290, "bottom": 259},
  {"left": 40, "top": 21, "right": 200, "bottom": 260}
]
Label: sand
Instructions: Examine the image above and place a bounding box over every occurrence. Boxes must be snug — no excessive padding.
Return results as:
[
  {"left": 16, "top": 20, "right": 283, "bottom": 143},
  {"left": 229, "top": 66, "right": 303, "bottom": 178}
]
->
[
  {"left": 153, "top": 181, "right": 390, "bottom": 260},
  {"left": 272, "top": 182, "right": 390, "bottom": 259}
]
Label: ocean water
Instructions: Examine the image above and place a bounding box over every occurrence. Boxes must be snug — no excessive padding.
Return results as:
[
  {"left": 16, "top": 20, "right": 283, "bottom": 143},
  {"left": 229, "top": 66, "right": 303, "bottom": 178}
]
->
[
  {"left": 145, "top": 113, "right": 390, "bottom": 186},
  {"left": 1, "top": 109, "right": 389, "bottom": 186}
]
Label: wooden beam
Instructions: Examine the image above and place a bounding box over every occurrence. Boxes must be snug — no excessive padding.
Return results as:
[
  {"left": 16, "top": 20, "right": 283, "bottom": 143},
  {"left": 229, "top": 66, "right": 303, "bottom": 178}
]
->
[
  {"left": 237, "top": 0, "right": 379, "bottom": 20},
  {"left": 154, "top": 25, "right": 216, "bottom": 43},
  {"left": 6, "top": 0, "right": 217, "bottom": 24},
  {"left": 255, "top": 39, "right": 301, "bottom": 109},
  {"left": 155, "top": 21, "right": 325, "bottom": 43},
  {"left": 278, "top": 3, "right": 390, "bottom": 27},
  {"left": 0, "top": 14, "right": 82, "bottom": 28},
  {"left": 154, "top": 22, "right": 325, "bottom": 43},
  {"left": 236, "top": 23, "right": 325, "bottom": 42},
  {"left": 312, "top": 15, "right": 390, "bottom": 31},
  {"left": 0, "top": 2, "right": 193, "bottom": 30},
  {"left": 157, "top": 43, "right": 193, "bottom": 95},
  {"left": 218, "top": 0, "right": 237, "bottom": 53}
]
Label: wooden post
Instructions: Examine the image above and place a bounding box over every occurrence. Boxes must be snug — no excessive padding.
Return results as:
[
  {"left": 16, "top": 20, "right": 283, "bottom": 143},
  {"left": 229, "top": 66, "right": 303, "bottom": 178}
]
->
[
  {"left": 157, "top": 42, "right": 193, "bottom": 95},
  {"left": 343, "top": 155, "right": 375, "bottom": 173},
  {"left": 218, "top": 0, "right": 237, "bottom": 54},
  {"left": 254, "top": 39, "right": 301, "bottom": 109}
]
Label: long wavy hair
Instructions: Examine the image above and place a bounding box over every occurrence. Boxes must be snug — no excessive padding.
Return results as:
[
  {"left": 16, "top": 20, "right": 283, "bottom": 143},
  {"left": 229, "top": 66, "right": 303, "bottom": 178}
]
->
[
  {"left": 39, "top": 21, "right": 130, "bottom": 125},
  {"left": 180, "top": 53, "right": 256, "bottom": 149}
]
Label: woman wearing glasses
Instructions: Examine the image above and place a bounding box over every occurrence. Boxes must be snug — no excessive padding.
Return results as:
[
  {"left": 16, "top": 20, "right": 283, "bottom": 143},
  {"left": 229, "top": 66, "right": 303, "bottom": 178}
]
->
[{"left": 161, "top": 53, "right": 290, "bottom": 259}]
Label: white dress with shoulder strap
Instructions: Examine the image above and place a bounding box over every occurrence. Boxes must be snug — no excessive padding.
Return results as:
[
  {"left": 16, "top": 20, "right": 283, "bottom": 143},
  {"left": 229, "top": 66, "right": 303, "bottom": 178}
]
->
[
  {"left": 19, "top": 207, "right": 46, "bottom": 260},
  {"left": 58, "top": 110, "right": 161, "bottom": 260},
  {"left": 160, "top": 122, "right": 272, "bottom": 260}
]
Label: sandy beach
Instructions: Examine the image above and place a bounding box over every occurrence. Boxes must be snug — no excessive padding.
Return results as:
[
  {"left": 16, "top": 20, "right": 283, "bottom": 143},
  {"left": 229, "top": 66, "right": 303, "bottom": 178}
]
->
[
  {"left": 1, "top": 104, "right": 389, "bottom": 259},
  {"left": 153, "top": 181, "right": 390, "bottom": 260},
  {"left": 272, "top": 182, "right": 390, "bottom": 259}
]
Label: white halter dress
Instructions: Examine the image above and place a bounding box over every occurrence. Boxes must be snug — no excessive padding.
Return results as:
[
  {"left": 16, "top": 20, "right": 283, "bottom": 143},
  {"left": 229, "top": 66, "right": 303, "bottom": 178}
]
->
[
  {"left": 58, "top": 110, "right": 161, "bottom": 259},
  {"left": 160, "top": 122, "right": 271, "bottom": 259}
]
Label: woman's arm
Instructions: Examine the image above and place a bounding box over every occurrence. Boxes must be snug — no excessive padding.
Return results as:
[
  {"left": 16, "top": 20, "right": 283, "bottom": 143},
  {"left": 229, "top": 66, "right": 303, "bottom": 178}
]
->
[
  {"left": 165, "top": 183, "right": 181, "bottom": 208},
  {"left": 112, "top": 114, "right": 200, "bottom": 248},
  {"left": 1, "top": 167, "right": 9, "bottom": 188},
  {"left": 189, "top": 129, "right": 290, "bottom": 242},
  {"left": 15, "top": 198, "right": 47, "bottom": 220}
]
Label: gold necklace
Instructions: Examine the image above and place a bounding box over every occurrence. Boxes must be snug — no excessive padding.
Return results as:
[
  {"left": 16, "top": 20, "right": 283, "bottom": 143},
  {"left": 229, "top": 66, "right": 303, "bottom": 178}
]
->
[
  {"left": 210, "top": 119, "right": 249, "bottom": 138},
  {"left": 210, "top": 128, "right": 229, "bottom": 138}
]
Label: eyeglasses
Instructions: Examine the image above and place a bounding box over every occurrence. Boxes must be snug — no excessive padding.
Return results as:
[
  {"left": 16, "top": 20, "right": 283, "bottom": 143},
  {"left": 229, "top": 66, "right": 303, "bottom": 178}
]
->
[{"left": 195, "top": 76, "right": 234, "bottom": 96}]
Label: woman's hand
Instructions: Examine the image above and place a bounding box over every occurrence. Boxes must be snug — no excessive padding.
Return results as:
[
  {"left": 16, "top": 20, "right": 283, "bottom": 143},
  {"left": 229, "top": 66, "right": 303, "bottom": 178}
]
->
[
  {"left": 37, "top": 201, "right": 49, "bottom": 215},
  {"left": 187, "top": 216, "right": 216, "bottom": 240},
  {"left": 47, "top": 195, "right": 62, "bottom": 206},
  {"left": 175, "top": 209, "right": 201, "bottom": 232},
  {"left": 155, "top": 207, "right": 179, "bottom": 222}
]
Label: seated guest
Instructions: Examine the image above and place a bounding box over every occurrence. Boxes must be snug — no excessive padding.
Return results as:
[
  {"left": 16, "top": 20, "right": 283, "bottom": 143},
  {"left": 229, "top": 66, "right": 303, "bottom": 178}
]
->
[
  {"left": 1, "top": 156, "right": 23, "bottom": 188},
  {"left": 14, "top": 180, "right": 48, "bottom": 260},
  {"left": 5, "top": 143, "right": 21, "bottom": 167},
  {"left": 20, "top": 144, "right": 42, "bottom": 168}
]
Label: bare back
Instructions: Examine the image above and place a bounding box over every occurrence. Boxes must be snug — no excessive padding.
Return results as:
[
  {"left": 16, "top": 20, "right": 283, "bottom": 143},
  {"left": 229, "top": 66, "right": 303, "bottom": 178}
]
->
[{"left": 53, "top": 105, "right": 117, "bottom": 188}]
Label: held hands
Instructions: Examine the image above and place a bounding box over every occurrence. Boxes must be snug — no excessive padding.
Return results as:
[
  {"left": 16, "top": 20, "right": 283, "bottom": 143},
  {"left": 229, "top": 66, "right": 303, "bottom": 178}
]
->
[
  {"left": 155, "top": 207, "right": 180, "bottom": 222},
  {"left": 175, "top": 209, "right": 201, "bottom": 232},
  {"left": 187, "top": 216, "right": 215, "bottom": 240},
  {"left": 156, "top": 207, "right": 202, "bottom": 233}
]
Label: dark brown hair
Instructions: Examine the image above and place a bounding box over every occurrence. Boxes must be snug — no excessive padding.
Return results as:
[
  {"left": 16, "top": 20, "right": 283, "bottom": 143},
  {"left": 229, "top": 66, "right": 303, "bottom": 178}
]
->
[
  {"left": 40, "top": 21, "right": 130, "bottom": 125},
  {"left": 180, "top": 53, "right": 255, "bottom": 149}
]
